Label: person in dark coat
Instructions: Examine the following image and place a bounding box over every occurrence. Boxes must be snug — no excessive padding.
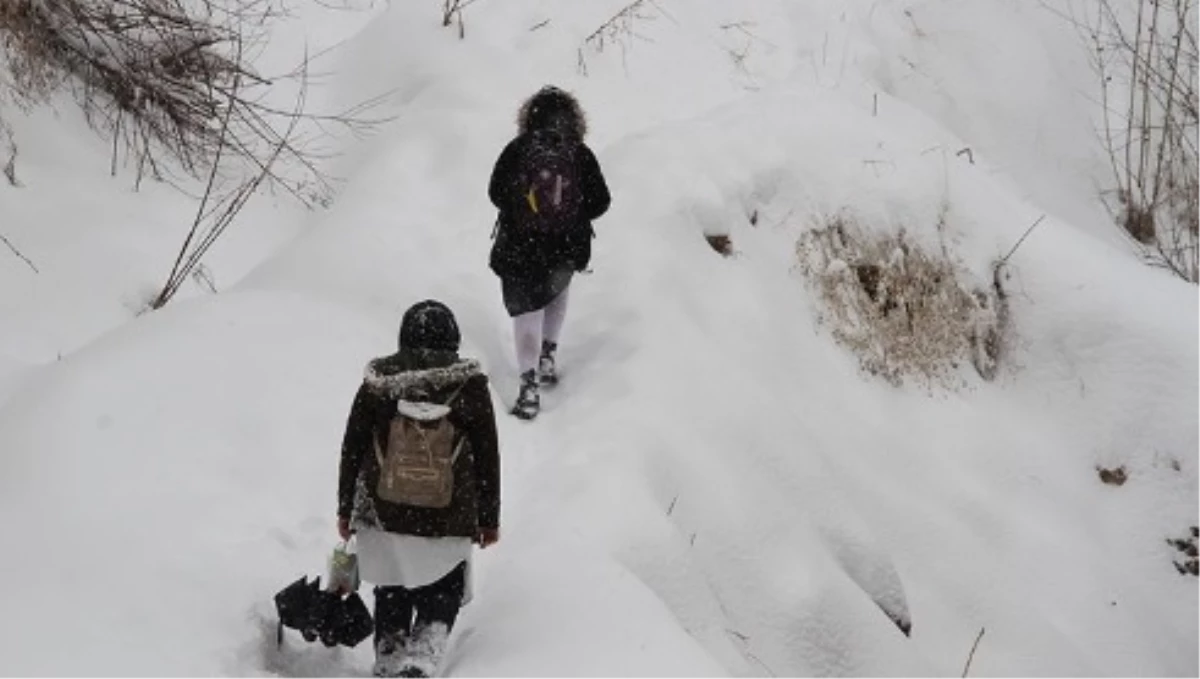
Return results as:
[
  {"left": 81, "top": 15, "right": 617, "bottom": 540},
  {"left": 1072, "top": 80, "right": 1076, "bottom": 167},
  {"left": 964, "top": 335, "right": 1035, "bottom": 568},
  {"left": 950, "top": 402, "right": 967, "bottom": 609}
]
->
[
  {"left": 488, "top": 85, "right": 611, "bottom": 419},
  {"left": 337, "top": 300, "right": 501, "bottom": 678}
]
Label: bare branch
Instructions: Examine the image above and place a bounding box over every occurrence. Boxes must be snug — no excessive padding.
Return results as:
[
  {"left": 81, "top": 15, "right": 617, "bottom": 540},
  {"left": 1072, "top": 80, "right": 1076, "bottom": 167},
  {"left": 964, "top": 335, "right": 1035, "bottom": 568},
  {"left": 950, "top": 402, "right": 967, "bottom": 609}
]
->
[
  {"left": 1052, "top": 0, "right": 1198, "bottom": 282},
  {"left": 441, "top": 0, "right": 484, "bottom": 37},
  {"left": 578, "top": 0, "right": 666, "bottom": 75},
  {"left": 1, "top": 123, "right": 17, "bottom": 186},
  {"left": 961, "top": 627, "right": 986, "bottom": 677},
  {"left": 1, "top": 232, "right": 39, "bottom": 273},
  {"left": 1001, "top": 215, "right": 1047, "bottom": 265},
  {"left": 151, "top": 48, "right": 312, "bottom": 308}
]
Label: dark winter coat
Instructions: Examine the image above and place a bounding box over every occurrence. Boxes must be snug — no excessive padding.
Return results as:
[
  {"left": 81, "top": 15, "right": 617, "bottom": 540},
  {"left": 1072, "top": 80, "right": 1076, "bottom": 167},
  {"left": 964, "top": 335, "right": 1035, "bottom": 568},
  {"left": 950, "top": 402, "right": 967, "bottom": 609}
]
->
[
  {"left": 487, "top": 88, "right": 611, "bottom": 316},
  {"left": 487, "top": 137, "right": 611, "bottom": 280},
  {"left": 337, "top": 349, "right": 500, "bottom": 538}
]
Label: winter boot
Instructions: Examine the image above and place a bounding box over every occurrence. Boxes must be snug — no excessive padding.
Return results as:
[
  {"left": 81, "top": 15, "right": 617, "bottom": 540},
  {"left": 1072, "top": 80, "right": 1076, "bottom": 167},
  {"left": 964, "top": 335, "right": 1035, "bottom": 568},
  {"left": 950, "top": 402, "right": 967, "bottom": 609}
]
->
[
  {"left": 373, "top": 631, "right": 408, "bottom": 678},
  {"left": 399, "top": 622, "right": 449, "bottom": 678},
  {"left": 538, "top": 341, "right": 559, "bottom": 386},
  {"left": 511, "top": 370, "right": 540, "bottom": 420}
]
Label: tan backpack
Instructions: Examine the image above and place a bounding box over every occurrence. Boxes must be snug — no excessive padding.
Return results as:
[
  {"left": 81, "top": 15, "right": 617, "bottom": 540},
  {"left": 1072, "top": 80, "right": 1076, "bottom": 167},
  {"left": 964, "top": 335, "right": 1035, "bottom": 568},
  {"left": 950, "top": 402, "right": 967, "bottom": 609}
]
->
[{"left": 373, "top": 386, "right": 466, "bottom": 509}]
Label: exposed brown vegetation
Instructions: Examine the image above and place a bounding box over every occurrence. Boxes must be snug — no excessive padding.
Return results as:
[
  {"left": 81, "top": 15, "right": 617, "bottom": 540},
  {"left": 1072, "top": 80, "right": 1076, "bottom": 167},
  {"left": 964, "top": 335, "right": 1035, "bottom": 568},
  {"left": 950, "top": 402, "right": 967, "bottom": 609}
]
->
[
  {"left": 796, "top": 215, "right": 1008, "bottom": 388},
  {"left": 1096, "top": 465, "right": 1129, "bottom": 486},
  {"left": 706, "top": 233, "right": 733, "bottom": 257}
]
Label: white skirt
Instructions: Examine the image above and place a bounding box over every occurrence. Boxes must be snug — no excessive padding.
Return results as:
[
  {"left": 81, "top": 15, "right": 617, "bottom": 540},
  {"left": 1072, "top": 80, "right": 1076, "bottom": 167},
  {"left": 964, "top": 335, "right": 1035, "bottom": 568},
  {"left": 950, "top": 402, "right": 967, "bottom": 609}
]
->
[{"left": 355, "top": 529, "right": 473, "bottom": 605}]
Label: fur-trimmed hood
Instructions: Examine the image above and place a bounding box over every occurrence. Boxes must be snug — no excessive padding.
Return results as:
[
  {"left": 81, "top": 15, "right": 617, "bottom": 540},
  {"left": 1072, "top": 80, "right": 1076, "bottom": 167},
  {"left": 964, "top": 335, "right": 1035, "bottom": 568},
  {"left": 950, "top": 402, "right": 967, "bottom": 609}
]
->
[
  {"left": 517, "top": 86, "right": 587, "bottom": 139},
  {"left": 363, "top": 355, "right": 482, "bottom": 400}
]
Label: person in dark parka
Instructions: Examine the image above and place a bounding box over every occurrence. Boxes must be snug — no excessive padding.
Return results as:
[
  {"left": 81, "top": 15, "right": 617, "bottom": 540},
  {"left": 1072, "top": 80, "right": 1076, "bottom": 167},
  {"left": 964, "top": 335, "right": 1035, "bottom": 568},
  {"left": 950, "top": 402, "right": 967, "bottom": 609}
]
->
[
  {"left": 488, "top": 85, "right": 611, "bottom": 419},
  {"left": 337, "top": 300, "right": 500, "bottom": 677}
]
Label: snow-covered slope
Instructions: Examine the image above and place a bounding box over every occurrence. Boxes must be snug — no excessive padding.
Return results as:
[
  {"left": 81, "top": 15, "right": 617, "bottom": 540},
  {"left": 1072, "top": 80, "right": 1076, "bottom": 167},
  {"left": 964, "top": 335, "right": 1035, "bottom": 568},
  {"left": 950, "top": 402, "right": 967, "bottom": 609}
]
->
[
  {"left": 0, "top": 1, "right": 375, "bottom": 365},
  {"left": 0, "top": 0, "right": 1195, "bottom": 676}
]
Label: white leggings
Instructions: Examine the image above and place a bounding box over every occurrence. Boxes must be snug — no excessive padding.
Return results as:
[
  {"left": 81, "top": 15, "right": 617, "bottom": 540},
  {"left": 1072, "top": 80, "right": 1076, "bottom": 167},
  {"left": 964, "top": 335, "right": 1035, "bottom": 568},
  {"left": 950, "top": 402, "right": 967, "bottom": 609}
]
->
[{"left": 513, "top": 286, "right": 570, "bottom": 374}]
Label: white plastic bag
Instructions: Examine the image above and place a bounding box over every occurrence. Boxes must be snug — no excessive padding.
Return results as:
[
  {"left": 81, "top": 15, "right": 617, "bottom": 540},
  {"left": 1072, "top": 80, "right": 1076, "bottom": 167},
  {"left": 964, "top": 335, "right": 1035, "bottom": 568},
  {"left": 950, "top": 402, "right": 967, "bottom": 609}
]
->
[{"left": 326, "top": 539, "right": 360, "bottom": 595}]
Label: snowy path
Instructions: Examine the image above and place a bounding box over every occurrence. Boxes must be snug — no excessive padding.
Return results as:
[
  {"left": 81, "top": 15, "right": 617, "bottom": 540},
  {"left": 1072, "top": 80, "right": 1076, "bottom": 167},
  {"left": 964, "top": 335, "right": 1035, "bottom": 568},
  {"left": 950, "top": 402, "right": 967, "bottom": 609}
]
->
[
  {"left": 250, "top": 272, "right": 720, "bottom": 676},
  {"left": 0, "top": 0, "right": 1195, "bottom": 676}
]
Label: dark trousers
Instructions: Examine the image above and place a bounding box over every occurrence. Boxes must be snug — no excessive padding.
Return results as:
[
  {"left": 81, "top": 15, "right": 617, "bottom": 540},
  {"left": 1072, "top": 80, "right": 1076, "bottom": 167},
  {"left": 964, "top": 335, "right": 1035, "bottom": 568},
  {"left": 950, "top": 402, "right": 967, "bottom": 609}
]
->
[{"left": 373, "top": 561, "right": 466, "bottom": 653}]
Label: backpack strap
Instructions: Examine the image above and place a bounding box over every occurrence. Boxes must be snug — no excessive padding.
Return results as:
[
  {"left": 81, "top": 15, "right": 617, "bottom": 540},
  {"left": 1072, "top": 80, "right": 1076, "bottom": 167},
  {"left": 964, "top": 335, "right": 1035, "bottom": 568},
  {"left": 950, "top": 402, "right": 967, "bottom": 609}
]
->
[
  {"left": 443, "top": 379, "right": 471, "bottom": 465},
  {"left": 372, "top": 428, "right": 388, "bottom": 469},
  {"left": 450, "top": 437, "right": 467, "bottom": 466},
  {"left": 443, "top": 377, "right": 470, "bottom": 409}
]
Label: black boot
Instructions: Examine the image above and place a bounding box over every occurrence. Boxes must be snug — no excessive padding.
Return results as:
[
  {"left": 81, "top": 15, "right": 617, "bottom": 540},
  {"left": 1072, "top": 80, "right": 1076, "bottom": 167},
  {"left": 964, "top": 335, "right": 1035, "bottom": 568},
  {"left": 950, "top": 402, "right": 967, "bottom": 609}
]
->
[
  {"left": 538, "top": 341, "right": 559, "bottom": 386},
  {"left": 511, "top": 369, "right": 540, "bottom": 420},
  {"left": 372, "top": 587, "right": 413, "bottom": 678}
]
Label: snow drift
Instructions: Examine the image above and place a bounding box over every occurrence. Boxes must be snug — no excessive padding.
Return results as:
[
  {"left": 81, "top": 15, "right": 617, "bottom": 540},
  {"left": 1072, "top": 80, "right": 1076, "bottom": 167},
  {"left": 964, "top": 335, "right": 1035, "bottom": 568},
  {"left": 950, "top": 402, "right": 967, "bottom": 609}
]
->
[{"left": 0, "top": 0, "right": 1195, "bottom": 676}]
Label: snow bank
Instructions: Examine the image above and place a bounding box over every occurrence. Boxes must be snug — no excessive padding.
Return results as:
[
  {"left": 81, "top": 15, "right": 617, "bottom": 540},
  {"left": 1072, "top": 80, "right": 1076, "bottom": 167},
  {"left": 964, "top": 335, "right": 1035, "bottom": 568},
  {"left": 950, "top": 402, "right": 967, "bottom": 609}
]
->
[
  {"left": 0, "top": 292, "right": 386, "bottom": 674},
  {"left": 0, "top": 0, "right": 1194, "bottom": 676}
]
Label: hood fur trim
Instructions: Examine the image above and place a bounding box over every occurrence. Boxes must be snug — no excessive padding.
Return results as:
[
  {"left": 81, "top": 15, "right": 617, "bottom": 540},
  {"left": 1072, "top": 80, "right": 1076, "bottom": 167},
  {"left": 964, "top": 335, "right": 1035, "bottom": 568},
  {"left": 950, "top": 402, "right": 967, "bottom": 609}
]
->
[
  {"left": 517, "top": 88, "right": 587, "bottom": 139},
  {"left": 363, "top": 358, "right": 482, "bottom": 399}
]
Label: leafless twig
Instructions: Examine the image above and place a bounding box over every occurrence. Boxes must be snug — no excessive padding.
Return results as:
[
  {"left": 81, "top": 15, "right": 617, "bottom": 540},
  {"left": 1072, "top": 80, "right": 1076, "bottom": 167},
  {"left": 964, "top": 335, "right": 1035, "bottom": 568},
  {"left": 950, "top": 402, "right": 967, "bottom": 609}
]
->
[
  {"left": 1000, "top": 214, "right": 1046, "bottom": 266},
  {"left": 442, "top": 0, "right": 485, "bottom": 38},
  {"left": 150, "top": 46, "right": 310, "bottom": 309},
  {"left": 578, "top": 0, "right": 667, "bottom": 75},
  {"left": 2, "top": 139, "right": 16, "bottom": 186},
  {"left": 961, "top": 627, "right": 986, "bottom": 677},
  {"left": 1, "top": 232, "right": 38, "bottom": 273},
  {"left": 719, "top": 20, "right": 772, "bottom": 82}
]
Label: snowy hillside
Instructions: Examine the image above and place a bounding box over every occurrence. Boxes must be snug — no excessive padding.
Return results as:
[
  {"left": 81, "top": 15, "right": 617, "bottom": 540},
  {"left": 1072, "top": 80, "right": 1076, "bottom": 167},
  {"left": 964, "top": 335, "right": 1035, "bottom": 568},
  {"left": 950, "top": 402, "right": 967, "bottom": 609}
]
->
[{"left": 1, "top": 0, "right": 1196, "bottom": 676}]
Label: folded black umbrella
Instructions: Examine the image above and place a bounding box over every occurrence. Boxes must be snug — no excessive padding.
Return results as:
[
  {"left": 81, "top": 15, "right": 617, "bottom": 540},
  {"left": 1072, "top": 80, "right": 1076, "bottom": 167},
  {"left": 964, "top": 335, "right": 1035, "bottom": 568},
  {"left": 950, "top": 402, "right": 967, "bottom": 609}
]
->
[
  {"left": 330, "top": 591, "right": 373, "bottom": 648},
  {"left": 274, "top": 576, "right": 320, "bottom": 643},
  {"left": 274, "top": 575, "right": 373, "bottom": 649}
]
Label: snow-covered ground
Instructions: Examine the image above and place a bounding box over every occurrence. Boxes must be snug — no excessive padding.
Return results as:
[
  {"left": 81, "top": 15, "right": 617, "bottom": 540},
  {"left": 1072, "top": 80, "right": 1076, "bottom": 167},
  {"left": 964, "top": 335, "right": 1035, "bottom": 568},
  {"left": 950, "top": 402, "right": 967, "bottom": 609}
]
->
[{"left": 0, "top": 0, "right": 1195, "bottom": 676}]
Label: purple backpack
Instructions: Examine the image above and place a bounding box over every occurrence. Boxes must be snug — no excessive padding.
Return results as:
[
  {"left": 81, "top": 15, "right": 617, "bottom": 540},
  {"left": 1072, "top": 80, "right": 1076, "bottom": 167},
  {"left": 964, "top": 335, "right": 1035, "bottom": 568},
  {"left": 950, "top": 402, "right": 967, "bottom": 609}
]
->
[{"left": 513, "top": 130, "right": 583, "bottom": 232}]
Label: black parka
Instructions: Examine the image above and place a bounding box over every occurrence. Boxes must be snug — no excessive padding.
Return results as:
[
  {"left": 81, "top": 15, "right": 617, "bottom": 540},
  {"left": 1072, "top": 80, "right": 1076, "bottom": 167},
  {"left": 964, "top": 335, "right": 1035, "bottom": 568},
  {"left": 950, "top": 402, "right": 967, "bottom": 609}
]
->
[
  {"left": 487, "top": 136, "right": 610, "bottom": 279},
  {"left": 487, "top": 88, "right": 611, "bottom": 315}
]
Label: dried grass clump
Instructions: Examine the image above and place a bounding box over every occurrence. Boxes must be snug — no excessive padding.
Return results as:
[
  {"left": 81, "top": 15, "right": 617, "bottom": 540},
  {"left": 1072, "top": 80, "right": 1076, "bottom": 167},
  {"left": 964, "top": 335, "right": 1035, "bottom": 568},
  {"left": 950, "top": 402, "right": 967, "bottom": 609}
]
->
[{"left": 796, "top": 215, "right": 1008, "bottom": 388}]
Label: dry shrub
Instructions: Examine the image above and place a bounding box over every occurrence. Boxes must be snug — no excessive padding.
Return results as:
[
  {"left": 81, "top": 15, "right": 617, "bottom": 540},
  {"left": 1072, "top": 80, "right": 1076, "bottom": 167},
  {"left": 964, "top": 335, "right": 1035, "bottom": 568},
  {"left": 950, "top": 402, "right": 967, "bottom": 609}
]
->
[
  {"left": 0, "top": 0, "right": 384, "bottom": 199},
  {"left": 0, "top": 5, "right": 59, "bottom": 106},
  {"left": 796, "top": 215, "right": 1008, "bottom": 388},
  {"left": 1121, "top": 201, "right": 1158, "bottom": 245},
  {"left": 1054, "top": 0, "right": 1199, "bottom": 282},
  {"left": 0, "top": 0, "right": 388, "bottom": 306},
  {"left": 1161, "top": 190, "right": 1200, "bottom": 281},
  {"left": 2, "top": 0, "right": 254, "bottom": 184}
]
